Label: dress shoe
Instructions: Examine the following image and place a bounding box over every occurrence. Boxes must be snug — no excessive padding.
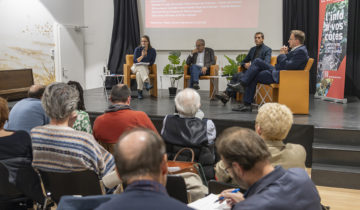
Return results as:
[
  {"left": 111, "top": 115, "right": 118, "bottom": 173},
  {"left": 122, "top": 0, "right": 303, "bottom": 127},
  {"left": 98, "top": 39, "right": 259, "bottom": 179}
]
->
[
  {"left": 144, "top": 82, "right": 153, "bottom": 91},
  {"left": 137, "top": 90, "right": 143, "bottom": 99},
  {"left": 193, "top": 83, "right": 200, "bottom": 90},
  {"left": 232, "top": 104, "right": 252, "bottom": 112},
  {"left": 227, "top": 82, "right": 245, "bottom": 93},
  {"left": 215, "top": 93, "right": 230, "bottom": 105}
]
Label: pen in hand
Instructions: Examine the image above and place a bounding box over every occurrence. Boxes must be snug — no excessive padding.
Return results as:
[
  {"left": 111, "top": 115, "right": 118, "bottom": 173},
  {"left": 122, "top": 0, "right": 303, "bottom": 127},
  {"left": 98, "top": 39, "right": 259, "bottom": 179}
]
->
[{"left": 214, "top": 188, "right": 241, "bottom": 203}]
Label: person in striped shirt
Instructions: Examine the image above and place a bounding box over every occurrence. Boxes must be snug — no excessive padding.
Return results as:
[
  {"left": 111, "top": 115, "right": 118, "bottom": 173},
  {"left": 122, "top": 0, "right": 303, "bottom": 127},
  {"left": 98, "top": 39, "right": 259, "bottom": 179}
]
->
[{"left": 31, "top": 82, "right": 115, "bottom": 178}]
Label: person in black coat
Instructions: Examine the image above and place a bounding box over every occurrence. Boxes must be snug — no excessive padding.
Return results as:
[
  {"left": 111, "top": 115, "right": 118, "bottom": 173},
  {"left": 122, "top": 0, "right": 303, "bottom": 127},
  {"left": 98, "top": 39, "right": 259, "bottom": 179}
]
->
[{"left": 161, "top": 88, "right": 216, "bottom": 180}]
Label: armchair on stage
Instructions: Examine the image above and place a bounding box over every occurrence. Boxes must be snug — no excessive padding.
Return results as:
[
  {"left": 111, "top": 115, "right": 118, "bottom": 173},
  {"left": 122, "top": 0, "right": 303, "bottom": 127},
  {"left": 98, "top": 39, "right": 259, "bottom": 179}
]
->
[
  {"left": 183, "top": 56, "right": 219, "bottom": 98},
  {"left": 123, "top": 54, "right": 158, "bottom": 97},
  {"left": 237, "top": 57, "right": 314, "bottom": 114}
]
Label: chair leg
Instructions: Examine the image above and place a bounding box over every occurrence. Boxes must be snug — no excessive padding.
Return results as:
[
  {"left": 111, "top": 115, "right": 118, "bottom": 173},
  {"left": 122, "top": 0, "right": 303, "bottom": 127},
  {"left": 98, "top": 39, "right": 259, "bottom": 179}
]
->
[{"left": 151, "top": 77, "right": 158, "bottom": 97}]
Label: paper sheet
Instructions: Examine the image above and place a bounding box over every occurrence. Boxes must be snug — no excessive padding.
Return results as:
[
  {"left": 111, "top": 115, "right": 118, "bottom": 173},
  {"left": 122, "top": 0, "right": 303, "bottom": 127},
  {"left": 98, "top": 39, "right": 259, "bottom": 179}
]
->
[{"left": 188, "top": 194, "right": 231, "bottom": 210}]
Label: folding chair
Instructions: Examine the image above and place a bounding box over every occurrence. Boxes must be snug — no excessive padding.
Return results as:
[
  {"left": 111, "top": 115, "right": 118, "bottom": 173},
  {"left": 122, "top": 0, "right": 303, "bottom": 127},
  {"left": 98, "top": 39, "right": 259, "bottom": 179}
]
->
[{"left": 166, "top": 174, "right": 189, "bottom": 203}]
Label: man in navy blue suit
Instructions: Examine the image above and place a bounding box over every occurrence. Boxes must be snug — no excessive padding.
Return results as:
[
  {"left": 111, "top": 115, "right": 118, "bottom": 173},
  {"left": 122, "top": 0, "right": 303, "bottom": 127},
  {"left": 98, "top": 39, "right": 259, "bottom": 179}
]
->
[
  {"left": 230, "top": 30, "right": 309, "bottom": 112},
  {"left": 95, "top": 128, "right": 192, "bottom": 210},
  {"left": 216, "top": 32, "right": 272, "bottom": 105}
]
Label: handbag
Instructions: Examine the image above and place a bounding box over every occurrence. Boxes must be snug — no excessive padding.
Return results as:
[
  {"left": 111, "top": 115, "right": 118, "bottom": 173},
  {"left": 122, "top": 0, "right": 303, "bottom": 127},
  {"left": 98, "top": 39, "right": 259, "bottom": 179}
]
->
[{"left": 167, "top": 148, "right": 208, "bottom": 186}]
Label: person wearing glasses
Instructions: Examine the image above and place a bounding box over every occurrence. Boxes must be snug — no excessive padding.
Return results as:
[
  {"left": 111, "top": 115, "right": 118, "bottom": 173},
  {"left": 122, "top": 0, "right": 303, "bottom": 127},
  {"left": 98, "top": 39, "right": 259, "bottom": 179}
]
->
[
  {"left": 133, "top": 35, "right": 157, "bottom": 99},
  {"left": 186, "top": 39, "right": 215, "bottom": 90}
]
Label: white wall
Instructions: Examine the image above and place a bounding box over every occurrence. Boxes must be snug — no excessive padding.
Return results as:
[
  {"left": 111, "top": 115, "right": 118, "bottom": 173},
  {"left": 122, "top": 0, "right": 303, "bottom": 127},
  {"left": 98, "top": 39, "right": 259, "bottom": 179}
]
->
[{"left": 83, "top": 0, "right": 113, "bottom": 90}]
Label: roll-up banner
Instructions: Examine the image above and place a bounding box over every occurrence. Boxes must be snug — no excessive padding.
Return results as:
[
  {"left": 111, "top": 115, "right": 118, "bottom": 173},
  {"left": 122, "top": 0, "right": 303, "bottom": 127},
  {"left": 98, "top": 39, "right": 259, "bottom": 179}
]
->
[{"left": 315, "top": 0, "right": 348, "bottom": 103}]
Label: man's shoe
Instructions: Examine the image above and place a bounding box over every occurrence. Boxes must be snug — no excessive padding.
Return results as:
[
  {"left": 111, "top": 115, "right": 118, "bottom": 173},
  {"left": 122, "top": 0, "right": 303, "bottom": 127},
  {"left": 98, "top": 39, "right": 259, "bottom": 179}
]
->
[
  {"left": 215, "top": 93, "right": 230, "bottom": 105},
  {"left": 137, "top": 90, "right": 143, "bottom": 99},
  {"left": 144, "top": 82, "right": 153, "bottom": 91},
  {"left": 193, "top": 83, "right": 200, "bottom": 90},
  {"left": 232, "top": 104, "right": 252, "bottom": 112},
  {"left": 227, "top": 82, "right": 245, "bottom": 93}
]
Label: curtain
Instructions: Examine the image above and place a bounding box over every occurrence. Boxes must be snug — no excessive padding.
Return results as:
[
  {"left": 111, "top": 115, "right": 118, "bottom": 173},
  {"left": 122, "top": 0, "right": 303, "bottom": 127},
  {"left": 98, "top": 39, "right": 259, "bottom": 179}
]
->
[
  {"left": 283, "top": 0, "right": 319, "bottom": 94},
  {"left": 106, "top": 0, "right": 140, "bottom": 88},
  {"left": 345, "top": 0, "right": 360, "bottom": 98}
]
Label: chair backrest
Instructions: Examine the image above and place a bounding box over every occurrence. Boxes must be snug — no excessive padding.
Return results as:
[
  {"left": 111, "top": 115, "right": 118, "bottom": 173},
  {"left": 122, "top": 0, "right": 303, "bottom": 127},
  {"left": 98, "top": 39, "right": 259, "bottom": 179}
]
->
[
  {"left": 208, "top": 180, "right": 245, "bottom": 195},
  {"left": 36, "top": 169, "right": 104, "bottom": 204},
  {"left": 166, "top": 175, "right": 188, "bottom": 203},
  {"left": 304, "top": 58, "right": 314, "bottom": 72},
  {"left": 270, "top": 56, "right": 277, "bottom": 66},
  {"left": 125, "top": 54, "right": 134, "bottom": 66},
  {"left": 0, "top": 162, "right": 23, "bottom": 197}
]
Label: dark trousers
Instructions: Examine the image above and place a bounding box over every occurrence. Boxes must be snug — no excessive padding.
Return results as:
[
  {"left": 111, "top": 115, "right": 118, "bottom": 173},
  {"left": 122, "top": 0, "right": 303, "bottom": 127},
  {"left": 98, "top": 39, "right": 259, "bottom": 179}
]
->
[
  {"left": 189, "top": 65, "right": 207, "bottom": 87},
  {"left": 240, "top": 58, "right": 276, "bottom": 104}
]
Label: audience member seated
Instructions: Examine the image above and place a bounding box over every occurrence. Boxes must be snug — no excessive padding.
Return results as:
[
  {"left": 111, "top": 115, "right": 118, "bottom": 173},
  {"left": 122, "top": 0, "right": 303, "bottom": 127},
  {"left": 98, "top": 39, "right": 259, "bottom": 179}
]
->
[
  {"left": 95, "top": 128, "right": 192, "bottom": 210},
  {"left": 186, "top": 39, "right": 215, "bottom": 90},
  {"left": 216, "top": 103, "right": 306, "bottom": 185},
  {"left": 0, "top": 97, "right": 44, "bottom": 204},
  {"left": 132, "top": 35, "right": 156, "bottom": 99},
  {"left": 161, "top": 88, "right": 216, "bottom": 180},
  {"left": 31, "top": 82, "right": 115, "bottom": 178},
  {"left": 215, "top": 32, "right": 272, "bottom": 105},
  {"left": 4, "top": 84, "right": 49, "bottom": 133},
  {"left": 67, "top": 80, "right": 92, "bottom": 134},
  {"left": 93, "top": 84, "right": 158, "bottom": 144},
  {"left": 229, "top": 30, "right": 309, "bottom": 112},
  {"left": 217, "top": 127, "right": 321, "bottom": 210}
]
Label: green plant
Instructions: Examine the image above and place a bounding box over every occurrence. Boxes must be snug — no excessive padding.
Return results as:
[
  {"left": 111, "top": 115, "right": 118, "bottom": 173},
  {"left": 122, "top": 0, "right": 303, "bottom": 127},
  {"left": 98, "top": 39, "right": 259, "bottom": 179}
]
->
[
  {"left": 163, "top": 51, "right": 185, "bottom": 86},
  {"left": 223, "top": 54, "right": 247, "bottom": 76}
]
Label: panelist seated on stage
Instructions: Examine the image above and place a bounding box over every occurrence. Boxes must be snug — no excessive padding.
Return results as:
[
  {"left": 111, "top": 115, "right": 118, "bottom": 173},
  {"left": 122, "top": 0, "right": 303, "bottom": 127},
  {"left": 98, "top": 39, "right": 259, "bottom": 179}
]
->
[
  {"left": 186, "top": 39, "right": 216, "bottom": 90},
  {"left": 216, "top": 32, "right": 272, "bottom": 105},
  {"left": 216, "top": 127, "right": 321, "bottom": 210},
  {"left": 31, "top": 83, "right": 115, "bottom": 179},
  {"left": 93, "top": 84, "right": 158, "bottom": 145},
  {"left": 215, "top": 103, "right": 306, "bottom": 186},
  {"left": 95, "top": 128, "right": 192, "bottom": 210},
  {"left": 4, "top": 84, "right": 49, "bottom": 134},
  {"left": 161, "top": 88, "right": 216, "bottom": 180},
  {"left": 132, "top": 35, "right": 156, "bottom": 99},
  {"left": 228, "top": 30, "right": 309, "bottom": 112}
]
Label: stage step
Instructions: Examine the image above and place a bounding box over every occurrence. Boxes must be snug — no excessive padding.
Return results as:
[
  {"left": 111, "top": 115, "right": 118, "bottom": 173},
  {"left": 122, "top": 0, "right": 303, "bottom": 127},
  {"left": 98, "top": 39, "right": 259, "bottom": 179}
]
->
[
  {"left": 311, "top": 163, "right": 360, "bottom": 189},
  {"left": 312, "top": 128, "right": 360, "bottom": 189},
  {"left": 314, "top": 128, "right": 360, "bottom": 146}
]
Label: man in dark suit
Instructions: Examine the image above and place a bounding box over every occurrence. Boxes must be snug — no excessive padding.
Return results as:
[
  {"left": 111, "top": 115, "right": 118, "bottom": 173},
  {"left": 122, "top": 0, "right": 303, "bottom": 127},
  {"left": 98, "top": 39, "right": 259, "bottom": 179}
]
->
[
  {"left": 216, "top": 127, "right": 322, "bottom": 210},
  {"left": 216, "top": 32, "right": 272, "bottom": 104},
  {"left": 230, "top": 30, "right": 309, "bottom": 112},
  {"left": 186, "top": 39, "right": 215, "bottom": 90},
  {"left": 95, "top": 128, "right": 192, "bottom": 210}
]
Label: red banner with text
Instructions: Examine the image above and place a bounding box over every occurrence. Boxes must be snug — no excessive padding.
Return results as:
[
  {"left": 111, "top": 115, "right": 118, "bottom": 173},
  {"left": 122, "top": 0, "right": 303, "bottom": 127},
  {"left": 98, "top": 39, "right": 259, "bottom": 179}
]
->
[{"left": 315, "top": 0, "right": 348, "bottom": 99}]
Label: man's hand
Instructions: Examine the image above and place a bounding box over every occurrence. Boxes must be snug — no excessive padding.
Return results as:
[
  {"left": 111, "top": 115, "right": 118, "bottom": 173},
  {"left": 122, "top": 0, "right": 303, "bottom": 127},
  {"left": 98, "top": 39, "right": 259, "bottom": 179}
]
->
[
  {"left": 68, "top": 111, "right": 78, "bottom": 128},
  {"left": 219, "top": 189, "right": 244, "bottom": 207},
  {"left": 280, "top": 45, "right": 289, "bottom": 54},
  {"left": 192, "top": 48, "right": 198, "bottom": 54},
  {"left": 244, "top": 62, "right": 251, "bottom": 69},
  {"left": 201, "top": 67, "right": 207, "bottom": 74}
]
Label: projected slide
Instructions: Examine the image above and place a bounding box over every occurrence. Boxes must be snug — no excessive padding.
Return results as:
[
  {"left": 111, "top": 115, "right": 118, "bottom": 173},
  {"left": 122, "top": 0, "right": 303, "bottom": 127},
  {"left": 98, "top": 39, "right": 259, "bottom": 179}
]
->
[{"left": 146, "top": 0, "right": 259, "bottom": 28}]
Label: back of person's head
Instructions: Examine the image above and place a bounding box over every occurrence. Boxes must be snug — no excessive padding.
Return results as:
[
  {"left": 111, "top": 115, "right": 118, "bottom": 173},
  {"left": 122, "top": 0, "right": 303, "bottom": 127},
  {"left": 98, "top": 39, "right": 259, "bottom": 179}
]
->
[
  {"left": 174, "top": 88, "right": 201, "bottom": 117},
  {"left": 110, "top": 84, "right": 131, "bottom": 103},
  {"left": 216, "top": 127, "right": 271, "bottom": 171},
  {"left": 28, "top": 84, "right": 46, "bottom": 99},
  {"left": 42, "top": 82, "right": 79, "bottom": 121},
  {"left": 0, "top": 97, "right": 9, "bottom": 129},
  {"left": 256, "top": 103, "right": 293, "bottom": 141},
  {"left": 114, "top": 128, "right": 166, "bottom": 184},
  {"left": 291, "top": 30, "right": 306, "bottom": 44},
  {"left": 67, "top": 81, "right": 86, "bottom": 111}
]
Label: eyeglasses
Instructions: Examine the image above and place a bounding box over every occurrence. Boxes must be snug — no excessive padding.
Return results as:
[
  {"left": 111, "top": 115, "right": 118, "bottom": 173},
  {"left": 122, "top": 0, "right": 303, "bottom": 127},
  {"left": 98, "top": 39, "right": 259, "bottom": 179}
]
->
[
  {"left": 141, "top": 40, "right": 149, "bottom": 43},
  {"left": 224, "top": 165, "right": 232, "bottom": 174}
]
